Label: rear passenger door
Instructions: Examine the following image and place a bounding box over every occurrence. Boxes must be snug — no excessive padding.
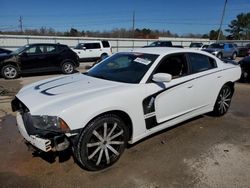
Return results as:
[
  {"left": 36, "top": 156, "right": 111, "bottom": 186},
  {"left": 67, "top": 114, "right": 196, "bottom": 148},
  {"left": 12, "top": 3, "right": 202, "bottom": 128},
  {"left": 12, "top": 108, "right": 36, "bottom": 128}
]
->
[
  {"left": 187, "top": 53, "right": 221, "bottom": 109},
  {"left": 39, "top": 44, "right": 59, "bottom": 69},
  {"left": 83, "top": 43, "right": 101, "bottom": 59}
]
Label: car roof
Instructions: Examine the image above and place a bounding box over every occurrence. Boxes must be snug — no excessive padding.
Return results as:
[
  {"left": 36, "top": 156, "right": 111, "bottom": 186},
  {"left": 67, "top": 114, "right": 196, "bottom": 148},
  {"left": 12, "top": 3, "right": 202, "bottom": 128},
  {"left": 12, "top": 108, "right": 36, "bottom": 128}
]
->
[
  {"left": 130, "top": 47, "right": 210, "bottom": 56},
  {"left": 27, "top": 43, "right": 64, "bottom": 46},
  {"left": 78, "top": 41, "right": 105, "bottom": 44}
]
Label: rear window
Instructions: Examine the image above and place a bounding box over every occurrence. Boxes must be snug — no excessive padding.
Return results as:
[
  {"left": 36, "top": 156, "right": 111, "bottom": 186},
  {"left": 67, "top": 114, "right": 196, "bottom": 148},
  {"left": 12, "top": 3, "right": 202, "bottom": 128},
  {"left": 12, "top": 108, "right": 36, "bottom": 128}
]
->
[
  {"left": 102, "top": 41, "right": 110, "bottom": 48},
  {"left": 188, "top": 53, "right": 217, "bottom": 73},
  {"left": 58, "top": 45, "right": 69, "bottom": 51}
]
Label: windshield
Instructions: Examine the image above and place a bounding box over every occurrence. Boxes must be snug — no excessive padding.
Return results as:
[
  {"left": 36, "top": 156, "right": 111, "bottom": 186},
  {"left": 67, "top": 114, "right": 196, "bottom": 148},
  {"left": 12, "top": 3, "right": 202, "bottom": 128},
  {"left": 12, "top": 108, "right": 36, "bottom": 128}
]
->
[
  {"left": 209, "top": 43, "right": 224, "bottom": 49},
  {"left": 86, "top": 52, "right": 159, "bottom": 83},
  {"left": 11, "top": 45, "right": 29, "bottom": 55}
]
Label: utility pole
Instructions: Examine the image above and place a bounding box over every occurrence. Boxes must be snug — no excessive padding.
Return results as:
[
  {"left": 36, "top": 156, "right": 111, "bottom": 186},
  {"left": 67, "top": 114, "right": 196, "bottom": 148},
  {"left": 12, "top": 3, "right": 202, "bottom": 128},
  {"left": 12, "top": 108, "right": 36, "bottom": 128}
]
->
[
  {"left": 19, "top": 16, "right": 23, "bottom": 33},
  {"left": 217, "top": 0, "right": 227, "bottom": 41},
  {"left": 132, "top": 11, "right": 135, "bottom": 48}
]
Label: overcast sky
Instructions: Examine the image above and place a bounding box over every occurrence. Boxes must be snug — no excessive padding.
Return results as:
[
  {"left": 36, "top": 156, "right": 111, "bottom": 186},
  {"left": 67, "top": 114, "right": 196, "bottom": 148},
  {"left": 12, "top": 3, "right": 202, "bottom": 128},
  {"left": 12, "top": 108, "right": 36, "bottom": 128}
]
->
[{"left": 1, "top": 0, "right": 249, "bottom": 35}]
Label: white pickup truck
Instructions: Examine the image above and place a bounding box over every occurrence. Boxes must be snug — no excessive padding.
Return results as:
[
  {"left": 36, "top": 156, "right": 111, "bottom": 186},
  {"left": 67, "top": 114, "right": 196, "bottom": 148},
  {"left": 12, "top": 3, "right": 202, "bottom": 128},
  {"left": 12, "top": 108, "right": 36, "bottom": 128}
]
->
[{"left": 72, "top": 40, "right": 112, "bottom": 62}]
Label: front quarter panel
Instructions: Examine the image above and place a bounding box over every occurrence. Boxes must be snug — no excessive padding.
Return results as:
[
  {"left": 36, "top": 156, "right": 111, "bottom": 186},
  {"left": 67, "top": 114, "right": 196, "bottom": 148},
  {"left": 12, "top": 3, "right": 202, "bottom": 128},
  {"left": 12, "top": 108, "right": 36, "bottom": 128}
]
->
[{"left": 58, "top": 84, "right": 148, "bottom": 140}]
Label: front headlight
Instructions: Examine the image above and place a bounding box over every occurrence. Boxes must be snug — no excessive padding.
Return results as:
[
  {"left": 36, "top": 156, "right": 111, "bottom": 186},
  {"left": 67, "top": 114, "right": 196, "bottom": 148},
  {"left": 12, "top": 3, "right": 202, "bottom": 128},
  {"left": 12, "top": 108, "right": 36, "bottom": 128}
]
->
[{"left": 31, "top": 115, "right": 70, "bottom": 132}]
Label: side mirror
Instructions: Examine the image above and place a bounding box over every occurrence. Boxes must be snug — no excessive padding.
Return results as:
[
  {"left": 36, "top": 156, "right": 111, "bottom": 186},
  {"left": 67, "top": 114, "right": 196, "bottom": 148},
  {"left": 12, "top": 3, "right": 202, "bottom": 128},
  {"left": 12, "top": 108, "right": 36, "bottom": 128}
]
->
[
  {"left": 82, "top": 47, "right": 86, "bottom": 50},
  {"left": 152, "top": 73, "right": 172, "bottom": 83}
]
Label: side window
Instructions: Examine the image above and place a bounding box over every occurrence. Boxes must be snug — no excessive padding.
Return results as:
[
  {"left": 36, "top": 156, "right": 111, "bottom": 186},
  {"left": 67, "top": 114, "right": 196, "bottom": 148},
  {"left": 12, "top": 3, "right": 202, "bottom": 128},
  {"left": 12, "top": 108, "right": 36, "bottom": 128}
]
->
[
  {"left": 92, "top": 43, "right": 101, "bottom": 49},
  {"left": 46, "top": 45, "right": 56, "bottom": 53},
  {"left": 154, "top": 54, "right": 188, "bottom": 79},
  {"left": 228, "top": 44, "right": 233, "bottom": 48},
  {"left": 189, "top": 53, "right": 216, "bottom": 73},
  {"left": 102, "top": 41, "right": 110, "bottom": 48},
  {"left": 25, "top": 46, "right": 43, "bottom": 54},
  {"left": 84, "top": 43, "right": 92, "bottom": 49}
]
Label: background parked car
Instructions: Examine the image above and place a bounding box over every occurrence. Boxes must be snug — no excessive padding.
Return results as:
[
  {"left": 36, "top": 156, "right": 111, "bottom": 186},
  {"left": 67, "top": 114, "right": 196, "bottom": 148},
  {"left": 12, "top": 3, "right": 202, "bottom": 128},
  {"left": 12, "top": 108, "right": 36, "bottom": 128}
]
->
[
  {"left": 203, "top": 42, "right": 238, "bottom": 59},
  {"left": 238, "top": 56, "right": 250, "bottom": 82},
  {"left": 0, "top": 43, "right": 79, "bottom": 79},
  {"left": 238, "top": 44, "right": 250, "bottom": 57},
  {"left": 72, "top": 40, "right": 112, "bottom": 62},
  {"left": 189, "top": 42, "right": 203, "bottom": 49},
  {"left": 0, "top": 48, "right": 12, "bottom": 56},
  {"left": 144, "top": 41, "right": 183, "bottom": 48},
  {"left": 189, "top": 43, "right": 209, "bottom": 50}
]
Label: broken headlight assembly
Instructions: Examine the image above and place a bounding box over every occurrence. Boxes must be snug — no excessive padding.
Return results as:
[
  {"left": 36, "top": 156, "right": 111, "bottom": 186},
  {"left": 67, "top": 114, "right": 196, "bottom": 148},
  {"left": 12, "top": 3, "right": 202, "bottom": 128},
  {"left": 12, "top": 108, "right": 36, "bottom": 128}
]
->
[{"left": 31, "top": 115, "right": 70, "bottom": 133}]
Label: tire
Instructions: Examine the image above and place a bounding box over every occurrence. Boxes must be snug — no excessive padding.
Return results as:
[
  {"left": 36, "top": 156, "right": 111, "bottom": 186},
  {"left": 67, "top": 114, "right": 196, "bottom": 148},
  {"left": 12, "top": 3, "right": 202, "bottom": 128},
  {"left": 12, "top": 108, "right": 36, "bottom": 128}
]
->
[
  {"left": 74, "top": 114, "right": 129, "bottom": 171},
  {"left": 1, "top": 64, "right": 18, "bottom": 79},
  {"left": 213, "top": 85, "right": 233, "bottom": 116},
  {"left": 217, "top": 53, "right": 222, "bottom": 59},
  {"left": 240, "top": 69, "right": 248, "bottom": 83},
  {"left": 231, "top": 52, "right": 237, "bottom": 60},
  {"left": 61, "top": 61, "right": 74, "bottom": 74}
]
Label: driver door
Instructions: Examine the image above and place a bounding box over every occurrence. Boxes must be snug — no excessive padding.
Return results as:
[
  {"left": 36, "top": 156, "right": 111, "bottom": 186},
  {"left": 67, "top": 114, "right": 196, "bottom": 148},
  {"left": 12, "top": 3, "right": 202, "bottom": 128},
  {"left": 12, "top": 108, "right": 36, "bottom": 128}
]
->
[
  {"left": 20, "top": 45, "right": 45, "bottom": 71},
  {"left": 144, "top": 53, "right": 195, "bottom": 128}
]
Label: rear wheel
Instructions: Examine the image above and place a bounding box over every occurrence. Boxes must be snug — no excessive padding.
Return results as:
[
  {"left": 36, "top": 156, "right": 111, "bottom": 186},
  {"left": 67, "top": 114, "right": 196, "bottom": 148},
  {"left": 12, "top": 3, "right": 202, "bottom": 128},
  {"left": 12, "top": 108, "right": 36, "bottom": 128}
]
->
[
  {"left": 1, "top": 64, "right": 18, "bottom": 79},
  {"left": 74, "top": 114, "right": 129, "bottom": 171},
  {"left": 62, "top": 61, "right": 74, "bottom": 74},
  {"left": 231, "top": 52, "right": 237, "bottom": 60},
  {"left": 213, "top": 85, "right": 233, "bottom": 116}
]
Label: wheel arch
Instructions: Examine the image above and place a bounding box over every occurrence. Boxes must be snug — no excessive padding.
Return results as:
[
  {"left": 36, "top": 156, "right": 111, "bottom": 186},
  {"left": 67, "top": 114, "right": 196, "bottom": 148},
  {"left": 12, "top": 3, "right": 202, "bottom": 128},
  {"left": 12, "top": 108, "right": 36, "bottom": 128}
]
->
[
  {"left": 224, "top": 81, "right": 235, "bottom": 94},
  {"left": 60, "top": 59, "right": 77, "bottom": 67},
  {"left": 1, "top": 61, "right": 20, "bottom": 71},
  {"left": 83, "top": 110, "right": 133, "bottom": 141}
]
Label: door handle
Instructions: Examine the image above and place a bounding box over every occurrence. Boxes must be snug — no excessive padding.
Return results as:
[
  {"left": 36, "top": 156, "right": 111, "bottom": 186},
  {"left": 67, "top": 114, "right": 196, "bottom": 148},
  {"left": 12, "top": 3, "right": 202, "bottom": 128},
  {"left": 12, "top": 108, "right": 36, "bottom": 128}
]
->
[
  {"left": 187, "top": 85, "right": 193, "bottom": 89},
  {"left": 217, "top": 76, "right": 222, "bottom": 78}
]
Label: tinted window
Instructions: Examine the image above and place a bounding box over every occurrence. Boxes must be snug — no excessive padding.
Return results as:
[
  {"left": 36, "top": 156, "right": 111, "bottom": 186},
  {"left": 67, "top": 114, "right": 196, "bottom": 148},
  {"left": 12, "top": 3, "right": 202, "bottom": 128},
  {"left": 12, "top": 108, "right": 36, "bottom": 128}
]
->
[
  {"left": 38, "top": 45, "right": 56, "bottom": 53},
  {"left": 92, "top": 43, "right": 101, "bottom": 49},
  {"left": 84, "top": 43, "right": 101, "bottom": 49},
  {"left": 190, "top": 43, "right": 203, "bottom": 48},
  {"left": 58, "top": 45, "right": 68, "bottom": 51},
  {"left": 154, "top": 53, "right": 188, "bottom": 79},
  {"left": 102, "top": 41, "right": 110, "bottom": 48},
  {"left": 25, "top": 45, "right": 43, "bottom": 54},
  {"left": 84, "top": 43, "right": 92, "bottom": 49},
  {"left": 189, "top": 53, "right": 216, "bottom": 73}
]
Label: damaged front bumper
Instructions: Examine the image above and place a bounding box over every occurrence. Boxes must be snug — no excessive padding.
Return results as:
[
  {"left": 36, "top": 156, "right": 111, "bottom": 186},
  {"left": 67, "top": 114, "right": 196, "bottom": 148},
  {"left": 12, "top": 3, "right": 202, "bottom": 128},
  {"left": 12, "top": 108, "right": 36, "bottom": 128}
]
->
[{"left": 16, "top": 112, "right": 70, "bottom": 152}]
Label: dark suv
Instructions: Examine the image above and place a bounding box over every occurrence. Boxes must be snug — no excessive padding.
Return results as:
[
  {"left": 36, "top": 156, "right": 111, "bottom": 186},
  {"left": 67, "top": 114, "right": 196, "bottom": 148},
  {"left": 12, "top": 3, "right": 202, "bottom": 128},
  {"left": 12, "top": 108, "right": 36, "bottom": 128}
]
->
[{"left": 0, "top": 43, "right": 79, "bottom": 79}]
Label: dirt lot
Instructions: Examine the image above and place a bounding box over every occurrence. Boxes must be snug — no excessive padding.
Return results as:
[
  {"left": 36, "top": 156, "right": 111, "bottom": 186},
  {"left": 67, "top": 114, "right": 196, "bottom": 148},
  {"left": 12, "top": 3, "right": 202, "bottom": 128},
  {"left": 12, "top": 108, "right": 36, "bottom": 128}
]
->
[{"left": 0, "top": 63, "right": 250, "bottom": 188}]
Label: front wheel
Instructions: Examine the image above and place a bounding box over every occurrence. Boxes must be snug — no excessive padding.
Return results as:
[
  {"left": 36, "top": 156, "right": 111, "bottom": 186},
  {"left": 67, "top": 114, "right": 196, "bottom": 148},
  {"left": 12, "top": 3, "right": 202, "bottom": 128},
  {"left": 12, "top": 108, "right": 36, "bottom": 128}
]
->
[
  {"left": 213, "top": 85, "right": 233, "bottom": 116},
  {"left": 61, "top": 61, "right": 74, "bottom": 74},
  {"left": 1, "top": 64, "right": 19, "bottom": 79},
  {"left": 74, "top": 114, "right": 129, "bottom": 171},
  {"left": 217, "top": 53, "right": 222, "bottom": 59}
]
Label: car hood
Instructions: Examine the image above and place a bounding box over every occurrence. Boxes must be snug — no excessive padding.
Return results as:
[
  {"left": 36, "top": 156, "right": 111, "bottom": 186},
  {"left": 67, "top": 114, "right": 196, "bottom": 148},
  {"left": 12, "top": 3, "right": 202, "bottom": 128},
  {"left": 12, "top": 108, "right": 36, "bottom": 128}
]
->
[
  {"left": 16, "top": 73, "right": 126, "bottom": 114},
  {"left": 0, "top": 54, "right": 13, "bottom": 61}
]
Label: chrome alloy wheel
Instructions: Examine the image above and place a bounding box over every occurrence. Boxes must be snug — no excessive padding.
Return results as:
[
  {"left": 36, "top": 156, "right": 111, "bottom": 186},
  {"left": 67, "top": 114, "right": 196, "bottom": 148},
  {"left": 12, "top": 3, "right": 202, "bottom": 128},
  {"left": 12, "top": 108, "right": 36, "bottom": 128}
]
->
[
  {"left": 2, "top": 65, "right": 18, "bottom": 79},
  {"left": 217, "top": 86, "right": 232, "bottom": 114},
  {"left": 87, "top": 122, "right": 125, "bottom": 166},
  {"left": 62, "top": 62, "right": 74, "bottom": 74}
]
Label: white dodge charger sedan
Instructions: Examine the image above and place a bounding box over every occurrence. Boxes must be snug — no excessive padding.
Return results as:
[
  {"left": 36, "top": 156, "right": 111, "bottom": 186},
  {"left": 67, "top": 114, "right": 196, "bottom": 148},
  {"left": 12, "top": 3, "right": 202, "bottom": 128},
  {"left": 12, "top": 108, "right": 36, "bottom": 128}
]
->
[{"left": 12, "top": 47, "right": 241, "bottom": 171}]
